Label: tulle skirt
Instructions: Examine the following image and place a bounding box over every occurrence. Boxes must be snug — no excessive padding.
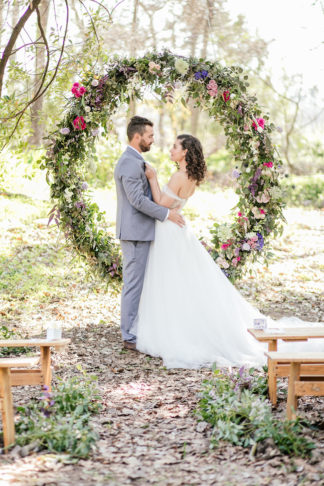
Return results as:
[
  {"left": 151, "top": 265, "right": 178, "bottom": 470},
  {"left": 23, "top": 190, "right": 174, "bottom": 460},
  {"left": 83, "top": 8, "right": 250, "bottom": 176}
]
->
[{"left": 135, "top": 220, "right": 324, "bottom": 369}]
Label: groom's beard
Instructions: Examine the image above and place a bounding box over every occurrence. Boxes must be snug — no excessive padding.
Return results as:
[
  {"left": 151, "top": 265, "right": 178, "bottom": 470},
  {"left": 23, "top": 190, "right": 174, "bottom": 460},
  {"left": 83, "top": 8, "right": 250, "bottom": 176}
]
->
[{"left": 139, "top": 141, "right": 152, "bottom": 152}]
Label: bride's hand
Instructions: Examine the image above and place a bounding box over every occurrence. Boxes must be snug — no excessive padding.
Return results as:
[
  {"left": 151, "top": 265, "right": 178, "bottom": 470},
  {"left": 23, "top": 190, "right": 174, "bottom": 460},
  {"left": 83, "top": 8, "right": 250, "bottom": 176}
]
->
[{"left": 145, "top": 163, "right": 156, "bottom": 180}]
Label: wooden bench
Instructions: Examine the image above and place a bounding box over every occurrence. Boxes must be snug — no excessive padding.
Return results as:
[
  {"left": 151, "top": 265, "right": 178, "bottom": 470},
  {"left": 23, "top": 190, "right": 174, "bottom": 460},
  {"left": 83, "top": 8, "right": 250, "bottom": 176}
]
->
[
  {"left": 248, "top": 327, "right": 324, "bottom": 405},
  {"left": 0, "top": 339, "right": 70, "bottom": 391},
  {"left": 0, "top": 357, "right": 39, "bottom": 450},
  {"left": 265, "top": 352, "right": 324, "bottom": 420}
]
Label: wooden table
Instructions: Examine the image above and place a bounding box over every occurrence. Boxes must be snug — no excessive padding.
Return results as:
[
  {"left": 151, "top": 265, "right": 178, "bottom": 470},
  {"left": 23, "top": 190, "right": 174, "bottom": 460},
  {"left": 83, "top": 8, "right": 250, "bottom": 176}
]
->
[
  {"left": 0, "top": 339, "right": 70, "bottom": 390},
  {"left": 0, "top": 357, "right": 39, "bottom": 450},
  {"left": 248, "top": 327, "right": 324, "bottom": 404},
  {"left": 266, "top": 352, "right": 324, "bottom": 419}
]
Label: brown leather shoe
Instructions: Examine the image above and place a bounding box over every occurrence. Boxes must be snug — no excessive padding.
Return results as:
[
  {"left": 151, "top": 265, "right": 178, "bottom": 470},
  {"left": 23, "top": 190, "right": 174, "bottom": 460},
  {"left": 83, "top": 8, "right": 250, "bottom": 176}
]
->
[{"left": 123, "top": 341, "right": 137, "bottom": 351}]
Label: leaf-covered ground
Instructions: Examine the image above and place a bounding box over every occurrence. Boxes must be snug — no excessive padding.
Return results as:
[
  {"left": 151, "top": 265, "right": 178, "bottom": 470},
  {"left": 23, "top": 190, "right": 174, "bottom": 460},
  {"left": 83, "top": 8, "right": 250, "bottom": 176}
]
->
[{"left": 0, "top": 181, "right": 323, "bottom": 485}]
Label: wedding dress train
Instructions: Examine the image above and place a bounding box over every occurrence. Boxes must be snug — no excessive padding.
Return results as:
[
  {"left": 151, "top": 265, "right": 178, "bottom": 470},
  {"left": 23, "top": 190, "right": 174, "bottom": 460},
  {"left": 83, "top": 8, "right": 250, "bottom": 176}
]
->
[{"left": 135, "top": 186, "right": 323, "bottom": 369}]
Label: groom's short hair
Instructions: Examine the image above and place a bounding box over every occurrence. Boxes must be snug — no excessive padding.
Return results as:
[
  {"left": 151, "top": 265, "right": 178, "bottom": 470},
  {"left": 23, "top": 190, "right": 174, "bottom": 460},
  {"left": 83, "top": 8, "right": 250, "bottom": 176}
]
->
[{"left": 127, "top": 116, "right": 153, "bottom": 141}]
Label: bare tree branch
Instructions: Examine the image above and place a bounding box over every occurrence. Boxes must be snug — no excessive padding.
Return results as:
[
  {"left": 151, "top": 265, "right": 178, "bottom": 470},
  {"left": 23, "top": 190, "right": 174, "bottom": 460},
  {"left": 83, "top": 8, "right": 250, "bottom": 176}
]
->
[
  {"left": 1, "top": 0, "right": 70, "bottom": 149},
  {"left": 0, "top": 0, "right": 42, "bottom": 97}
]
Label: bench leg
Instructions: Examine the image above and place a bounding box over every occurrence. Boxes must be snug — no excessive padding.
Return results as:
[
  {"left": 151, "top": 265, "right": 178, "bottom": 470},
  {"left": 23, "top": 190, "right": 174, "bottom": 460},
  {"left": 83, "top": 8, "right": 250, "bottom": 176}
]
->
[
  {"left": 287, "top": 362, "right": 300, "bottom": 420},
  {"left": 0, "top": 368, "right": 15, "bottom": 450},
  {"left": 268, "top": 340, "right": 278, "bottom": 405},
  {"left": 40, "top": 347, "right": 52, "bottom": 391}
]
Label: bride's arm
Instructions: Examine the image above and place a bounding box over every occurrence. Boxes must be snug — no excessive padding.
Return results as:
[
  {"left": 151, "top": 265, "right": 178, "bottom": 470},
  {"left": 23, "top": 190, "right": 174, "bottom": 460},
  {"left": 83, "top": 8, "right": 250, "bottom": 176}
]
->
[{"left": 145, "top": 166, "right": 181, "bottom": 208}]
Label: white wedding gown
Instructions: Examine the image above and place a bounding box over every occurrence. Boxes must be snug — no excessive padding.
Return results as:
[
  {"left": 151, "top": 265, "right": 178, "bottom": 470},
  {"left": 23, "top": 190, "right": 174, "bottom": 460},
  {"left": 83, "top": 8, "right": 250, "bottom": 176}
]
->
[{"left": 135, "top": 185, "right": 324, "bottom": 369}]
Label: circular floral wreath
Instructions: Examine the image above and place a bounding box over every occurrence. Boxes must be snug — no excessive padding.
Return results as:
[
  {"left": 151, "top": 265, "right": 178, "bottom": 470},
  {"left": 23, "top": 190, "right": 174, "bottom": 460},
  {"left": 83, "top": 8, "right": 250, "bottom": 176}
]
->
[{"left": 42, "top": 50, "right": 285, "bottom": 285}]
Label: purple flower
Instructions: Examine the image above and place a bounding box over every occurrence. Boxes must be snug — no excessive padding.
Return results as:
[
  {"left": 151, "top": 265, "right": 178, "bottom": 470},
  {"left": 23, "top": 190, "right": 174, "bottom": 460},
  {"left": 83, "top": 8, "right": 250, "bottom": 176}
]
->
[
  {"left": 252, "top": 167, "right": 262, "bottom": 182},
  {"left": 81, "top": 182, "right": 88, "bottom": 190},
  {"left": 194, "top": 70, "right": 208, "bottom": 80},
  {"left": 221, "top": 269, "right": 230, "bottom": 278},
  {"left": 248, "top": 183, "right": 258, "bottom": 196},
  {"left": 256, "top": 232, "right": 264, "bottom": 250},
  {"left": 237, "top": 105, "right": 243, "bottom": 115},
  {"left": 75, "top": 201, "right": 85, "bottom": 210},
  {"left": 232, "top": 169, "right": 241, "bottom": 179},
  {"left": 238, "top": 366, "right": 245, "bottom": 378}
]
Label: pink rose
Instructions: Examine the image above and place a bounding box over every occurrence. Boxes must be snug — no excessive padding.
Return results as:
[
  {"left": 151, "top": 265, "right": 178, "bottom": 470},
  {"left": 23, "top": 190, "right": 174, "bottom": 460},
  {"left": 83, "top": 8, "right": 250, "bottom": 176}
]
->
[
  {"left": 73, "top": 82, "right": 80, "bottom": 88},
  {"left": 79, "top": 86, "right": 86, "bottom": 95},
  {"left": 238, "top": 212, "right": 242, "bottom": 217},
  {"left": 73, "top": 116, "right": 86, "bottom": 130},
  {"left": 263, "top": 161, "right": 273, "bottom": 168},
  {"left": 252, "top": 118, "right": 265, "bottom": 130},
  {"left": 260, "top": 209, "right": 265, "bottom": 215},
  {"left": 223, "top": 90, "right": 230, "bottom": 102}
]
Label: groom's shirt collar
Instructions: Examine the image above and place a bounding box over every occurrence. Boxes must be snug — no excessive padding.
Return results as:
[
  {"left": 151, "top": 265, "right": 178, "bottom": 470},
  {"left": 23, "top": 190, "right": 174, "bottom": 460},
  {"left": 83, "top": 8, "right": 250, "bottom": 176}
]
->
[{"left": 127, "top": 145, "right": 143, "bottom": 159}]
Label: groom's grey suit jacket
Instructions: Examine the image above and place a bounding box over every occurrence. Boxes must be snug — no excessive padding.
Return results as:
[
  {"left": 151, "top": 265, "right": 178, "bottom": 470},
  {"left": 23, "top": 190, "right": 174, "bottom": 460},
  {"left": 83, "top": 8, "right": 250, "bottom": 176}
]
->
[{"left": 114, "top": 146, "right": 168, "bottom": 241}]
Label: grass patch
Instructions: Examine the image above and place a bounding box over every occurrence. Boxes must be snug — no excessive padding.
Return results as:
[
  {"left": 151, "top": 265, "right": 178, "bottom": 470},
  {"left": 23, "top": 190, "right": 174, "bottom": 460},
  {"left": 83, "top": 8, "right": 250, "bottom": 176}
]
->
[{"left": 196, "top": 367, "right": 315, "bottom": 458}]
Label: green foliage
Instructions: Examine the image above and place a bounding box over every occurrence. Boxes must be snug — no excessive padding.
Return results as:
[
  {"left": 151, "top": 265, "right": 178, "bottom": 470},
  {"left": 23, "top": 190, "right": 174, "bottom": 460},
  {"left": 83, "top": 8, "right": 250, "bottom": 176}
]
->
[
  {"left": 14, "top": 371, "right": 101, "bottom": 458},
  {"left": 281, "top": 174, "right": 324, "bottom": 209},
  {"left": 196, "top": 368, "right": 315, "bottom": 457}
]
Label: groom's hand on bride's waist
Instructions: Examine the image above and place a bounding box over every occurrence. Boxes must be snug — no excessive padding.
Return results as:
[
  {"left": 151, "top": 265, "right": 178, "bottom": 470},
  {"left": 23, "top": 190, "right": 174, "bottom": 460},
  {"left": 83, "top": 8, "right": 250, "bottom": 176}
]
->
[{"left": 168, "top": 208, "right": 185, "bottom": 227}]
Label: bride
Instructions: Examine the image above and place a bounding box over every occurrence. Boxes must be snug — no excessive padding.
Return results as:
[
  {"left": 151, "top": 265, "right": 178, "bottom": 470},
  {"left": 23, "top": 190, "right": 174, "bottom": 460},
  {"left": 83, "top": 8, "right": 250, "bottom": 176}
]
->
[{"left": 134, "top": 134, "right": 323, "bottom": 369}]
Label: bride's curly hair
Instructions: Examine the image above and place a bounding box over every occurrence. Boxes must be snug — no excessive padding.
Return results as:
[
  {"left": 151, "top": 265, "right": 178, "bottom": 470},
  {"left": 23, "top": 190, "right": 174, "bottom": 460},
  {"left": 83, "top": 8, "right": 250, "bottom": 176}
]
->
[{"left": 177, "top": 134, "right": 207, "bottom": 185}]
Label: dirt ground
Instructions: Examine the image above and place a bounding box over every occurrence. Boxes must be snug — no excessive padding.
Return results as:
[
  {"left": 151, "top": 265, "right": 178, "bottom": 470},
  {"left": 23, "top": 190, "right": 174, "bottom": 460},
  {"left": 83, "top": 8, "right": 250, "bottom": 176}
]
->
[{"left": 0, "top": 190, "right": 323, "bottom": 485}]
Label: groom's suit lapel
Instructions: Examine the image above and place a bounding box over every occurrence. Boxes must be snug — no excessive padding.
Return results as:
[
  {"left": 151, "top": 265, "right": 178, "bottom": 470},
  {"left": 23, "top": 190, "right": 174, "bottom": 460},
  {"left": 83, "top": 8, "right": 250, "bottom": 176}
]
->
[{"left": 125, "top": 146, "right": 151, "bottom": 199}]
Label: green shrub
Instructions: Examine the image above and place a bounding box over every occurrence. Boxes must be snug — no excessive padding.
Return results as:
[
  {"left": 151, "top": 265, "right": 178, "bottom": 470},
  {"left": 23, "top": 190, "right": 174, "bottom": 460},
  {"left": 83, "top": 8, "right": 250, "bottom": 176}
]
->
[
  {"left": 13, "top": 371, "right": 101, "bottom": 458},
  {"left": 281, "top": 174, "right": 324, "bottom": 208},
  {"left": 196, "top": 368, "right": 315, "bottom": 458}
]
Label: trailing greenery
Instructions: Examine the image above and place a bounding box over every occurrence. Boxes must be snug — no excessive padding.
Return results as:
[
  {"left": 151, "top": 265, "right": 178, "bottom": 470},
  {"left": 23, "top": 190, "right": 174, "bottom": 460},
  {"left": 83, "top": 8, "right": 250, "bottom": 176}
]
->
[
  {"left": 196, "top": 368, "right": 315, "bottom": 457},
  {"left": 13, "top": 370, "right": 101, "bottom": 458},
  {"left": 41, "top": 50, "right": 285, "bottom": 284},
  {"left": 281, "top": 174, "right": 324, "bottom": 209}
]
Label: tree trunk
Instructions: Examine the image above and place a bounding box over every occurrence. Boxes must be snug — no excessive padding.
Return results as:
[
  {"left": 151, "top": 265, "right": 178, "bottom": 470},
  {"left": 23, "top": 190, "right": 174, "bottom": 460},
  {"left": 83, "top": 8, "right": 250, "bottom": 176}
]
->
[
  {"left": 29, "top": 0, "right": 50, "bottom": 146},
  {"left": 10, "top": 1, "right": 20, "bottom": 62}
]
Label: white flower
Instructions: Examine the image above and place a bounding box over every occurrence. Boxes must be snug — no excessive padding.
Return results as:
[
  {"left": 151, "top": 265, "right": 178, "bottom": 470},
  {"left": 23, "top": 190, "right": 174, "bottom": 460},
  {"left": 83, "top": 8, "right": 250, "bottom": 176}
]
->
[
  {"left": 174, "top": 58, "right": 189, "bottom": 75},
  {"left": 245, "top": 167, "right": 251, "bottom": 173},
  {"left": 246, "top": 232, "right": 256, "bottom": 239},
  {"left": 91, "top": 128, "right": 100, "bottom": 137},
  {"left": 91, "top": 79, "right": 99, "bottom": 87},
  {"left": 60, "top": 127, "right": 70, "bottom": 135},
  {"left": 64, "top": 189, "right": 74, "bottom": 202},
  {"left": 257, "top": 126, "right": 263, "bottom": 133},
  {"left": 216, "top": 257, "right": 229, "bottom": 269},
  {"left": 230, "top": 93, "right": 236, "bottom": 99},
  {"left": 242, "top": 243, "right": 251, "bottom": 251},
  {"left": 85, "top": 106, "right": 91, "bottom": 113}
]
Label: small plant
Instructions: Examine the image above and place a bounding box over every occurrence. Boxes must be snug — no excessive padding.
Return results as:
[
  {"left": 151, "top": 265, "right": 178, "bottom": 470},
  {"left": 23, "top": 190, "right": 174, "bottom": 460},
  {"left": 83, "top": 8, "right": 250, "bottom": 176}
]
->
[
  {"left": 14, "top": 370, "right": 102, "bottom": 458},
  {"left": 0, "top": 325, "right": 30, "bottom": 357},
  {"left": 196, "top": 368, "right": 315, "bottom": 458}
]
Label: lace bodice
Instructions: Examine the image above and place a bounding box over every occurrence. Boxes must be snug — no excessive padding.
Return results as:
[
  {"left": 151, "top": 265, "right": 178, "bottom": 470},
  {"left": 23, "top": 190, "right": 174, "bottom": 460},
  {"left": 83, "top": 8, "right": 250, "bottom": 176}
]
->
[{"left": 162, "top": 184, "right": 188, "bottom": 211}]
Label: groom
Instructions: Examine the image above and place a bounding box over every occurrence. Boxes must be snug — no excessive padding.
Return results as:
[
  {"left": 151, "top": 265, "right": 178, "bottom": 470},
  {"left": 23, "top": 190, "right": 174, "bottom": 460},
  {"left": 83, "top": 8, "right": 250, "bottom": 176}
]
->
[{"left": 114, "top": 116, "right": 185, "bottom": 350}]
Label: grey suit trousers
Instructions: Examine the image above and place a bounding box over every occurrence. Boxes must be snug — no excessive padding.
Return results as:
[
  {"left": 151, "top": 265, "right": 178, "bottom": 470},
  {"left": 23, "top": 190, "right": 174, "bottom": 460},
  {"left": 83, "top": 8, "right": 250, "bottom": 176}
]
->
[{"left": 120, "top": 240, "right": 151, "bottom": 343}]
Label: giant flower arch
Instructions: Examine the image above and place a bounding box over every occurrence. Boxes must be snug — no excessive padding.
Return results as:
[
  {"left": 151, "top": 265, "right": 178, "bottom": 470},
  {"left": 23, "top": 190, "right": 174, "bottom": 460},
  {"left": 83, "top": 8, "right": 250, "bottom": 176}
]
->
[{"left": 42, "top": 51, "right": 285, "bottom": 285}]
